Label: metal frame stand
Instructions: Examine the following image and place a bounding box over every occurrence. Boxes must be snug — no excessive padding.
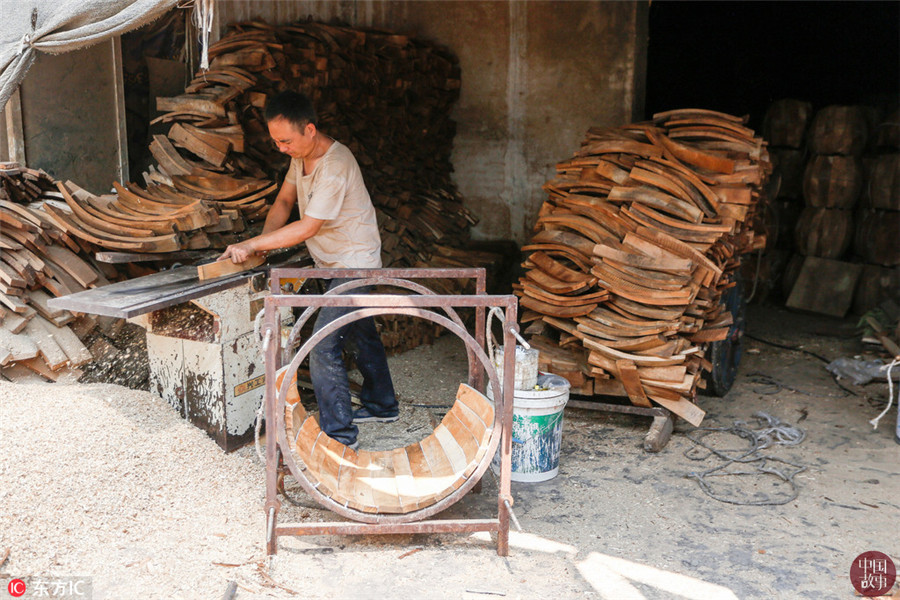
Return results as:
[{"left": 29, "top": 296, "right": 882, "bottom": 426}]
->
[{"left": 262, "top": 268, "right": 518, "bottom": 556}]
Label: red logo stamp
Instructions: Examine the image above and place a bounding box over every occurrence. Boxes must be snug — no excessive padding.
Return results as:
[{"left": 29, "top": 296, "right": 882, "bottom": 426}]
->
[
  {"left": 7, "top": 578, "right": 26, "bottom": 597},
  {"left": 851, "top": 551, "right": 897, "bottom": 597}
]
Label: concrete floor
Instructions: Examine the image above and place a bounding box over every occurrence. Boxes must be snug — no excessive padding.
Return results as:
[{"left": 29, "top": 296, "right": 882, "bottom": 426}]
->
[{"left": 269, "top": 303, "right": 899, "bottom": 600}]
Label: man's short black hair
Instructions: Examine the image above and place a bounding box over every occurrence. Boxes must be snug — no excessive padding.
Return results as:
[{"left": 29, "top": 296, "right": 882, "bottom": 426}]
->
[{"left": 265, "top": 91, "right": 318, "bottom": 129}]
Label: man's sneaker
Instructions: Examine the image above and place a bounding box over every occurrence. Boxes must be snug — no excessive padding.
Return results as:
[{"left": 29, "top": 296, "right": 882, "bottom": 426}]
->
[
  {"left": 347, "top": 441, "right": 359, "bottom": 451},
  {"left": 352, "top": 407, "right": 399, "bottom": 424}
]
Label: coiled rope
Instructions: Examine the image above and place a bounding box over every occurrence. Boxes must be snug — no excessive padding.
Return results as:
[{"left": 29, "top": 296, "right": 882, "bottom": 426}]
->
[{"left": 685, "top": 411, "right": 807, "bottom": 506}]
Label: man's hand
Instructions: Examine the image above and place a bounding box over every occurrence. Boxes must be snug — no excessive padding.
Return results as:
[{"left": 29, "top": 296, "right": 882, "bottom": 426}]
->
[{"left": 218, "top": 241, "right": 256, "bottom": 264}]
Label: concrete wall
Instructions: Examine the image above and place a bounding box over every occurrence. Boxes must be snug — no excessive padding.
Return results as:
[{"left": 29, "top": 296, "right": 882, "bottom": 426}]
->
[{"left": 216, "top": 1, "right": 648, "bottom": 242}]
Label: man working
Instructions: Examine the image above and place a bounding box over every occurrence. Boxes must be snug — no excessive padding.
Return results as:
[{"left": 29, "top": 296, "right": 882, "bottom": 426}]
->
[{"left": 218, "top": 91, "right": 398, "bottom": 451}]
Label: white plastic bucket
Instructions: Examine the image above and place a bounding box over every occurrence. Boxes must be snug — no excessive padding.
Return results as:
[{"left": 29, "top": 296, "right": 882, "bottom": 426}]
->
[
  {"left": 490, "top": 373, "right": 570, "bottom": 482},
  {"left": 492, "top": 345, "right": 540, "bottom": 391}
]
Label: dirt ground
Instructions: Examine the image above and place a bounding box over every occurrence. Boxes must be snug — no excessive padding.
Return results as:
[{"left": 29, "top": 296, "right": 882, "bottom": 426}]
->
[{"left": 0, "top": 304, "right": 898, "bottom": 600}]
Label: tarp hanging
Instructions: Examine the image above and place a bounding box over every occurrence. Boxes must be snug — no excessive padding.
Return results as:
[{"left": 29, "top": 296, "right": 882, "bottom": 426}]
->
[{"left": 0, "top": 0, "right": 179, "bottom": 112}]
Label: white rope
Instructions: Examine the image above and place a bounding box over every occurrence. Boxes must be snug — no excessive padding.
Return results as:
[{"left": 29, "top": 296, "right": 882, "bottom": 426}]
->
[
  {"left": 869, "top": 357, "right": 900, "bottom": 430},
  {"left": 486, "top": 306, "right": 530, "bottom": 368},
  {"left": 192, "top": 0, "right": 214, "bottom": 70}
]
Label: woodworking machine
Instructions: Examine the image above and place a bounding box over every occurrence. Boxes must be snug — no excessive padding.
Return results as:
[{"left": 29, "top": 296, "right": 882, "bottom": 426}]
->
[{"left": 48, "top": 259, "right": 306, "bottom": 451}]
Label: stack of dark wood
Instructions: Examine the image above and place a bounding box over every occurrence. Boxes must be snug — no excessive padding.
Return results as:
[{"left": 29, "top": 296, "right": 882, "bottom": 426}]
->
[
  {"left": 744, "top": 99, "right": 812, "bottom": 302},
  {"left": 96, "top": 19, "right": 477, "bottom": 270},
  {"left": 794, "top": 106, "right": 868, "bottom": 259},
  {"left": 0, "top": 164, "right": 121, "bottom": 382},
  {"left": 768, "top": 103, "right": 900, "bottom": 317},
  {"left": 516, "top": 109, "right": 770, "bottom": 424}
]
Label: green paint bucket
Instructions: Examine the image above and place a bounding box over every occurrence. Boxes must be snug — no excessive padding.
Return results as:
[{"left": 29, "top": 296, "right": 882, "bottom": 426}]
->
[{"left": 490, "top": 373, "right": 570, "bottom": 482}]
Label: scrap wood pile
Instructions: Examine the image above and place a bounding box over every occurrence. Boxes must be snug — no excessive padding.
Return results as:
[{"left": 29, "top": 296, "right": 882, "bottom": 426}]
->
[
  {"left": 0, "top": 164, "right": 125, "bottom": 382},
  {"left": 162, "top": 20, "right": 487, "bottom": 354},
  {"left": 188, "top": 19, "right": 476, "bottom": 268},
  {"left": 51, "top": 19, "right": 479, "bottom": 271},
  {"left": 516, "top": 109, "right": 771, "bottom": 425}
]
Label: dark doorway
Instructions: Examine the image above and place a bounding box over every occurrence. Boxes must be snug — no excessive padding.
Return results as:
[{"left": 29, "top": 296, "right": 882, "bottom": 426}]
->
[{"left": 646, "top": 2, "right": 900, "bottom": 127}]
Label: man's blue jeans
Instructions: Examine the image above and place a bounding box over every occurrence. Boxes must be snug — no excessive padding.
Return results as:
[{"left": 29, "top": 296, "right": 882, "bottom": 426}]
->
[{"left": 309, "top": 278, "right": 398, "bottom": 446}]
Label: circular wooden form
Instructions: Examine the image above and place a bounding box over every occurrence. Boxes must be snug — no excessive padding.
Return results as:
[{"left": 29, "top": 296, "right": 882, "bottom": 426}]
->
[{"left": 274, "top": 282, "right": 505, "bottom": 524}]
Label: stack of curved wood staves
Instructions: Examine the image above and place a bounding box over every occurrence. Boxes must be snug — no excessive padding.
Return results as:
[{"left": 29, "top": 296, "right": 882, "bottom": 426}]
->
[
  {"left": 28, "top": 20, "right": 496, "bottom": 356},
  {"left": 0, "top": 165, "right": 123, "bottom": 382},
  {"left": 516, "top": 109, "right": 771, "bottom": 425},
  {"left": 50, "top": 19, "right": 476, "bottom": 269}
]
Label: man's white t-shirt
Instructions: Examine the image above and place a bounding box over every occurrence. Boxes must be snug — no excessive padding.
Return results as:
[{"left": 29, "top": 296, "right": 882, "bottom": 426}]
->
[{"left": 284, "top": 140, "right": 382, "bottom": 269}]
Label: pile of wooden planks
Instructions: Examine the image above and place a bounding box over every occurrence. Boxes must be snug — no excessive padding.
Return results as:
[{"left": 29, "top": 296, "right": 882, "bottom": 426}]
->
[
  {"left": 0, "top": 164, "right": 119, "bottom": 382},
  {"left": 143, "top": 19, "right": 475, "bottom": 266},
  {"left": 47, "top": 19, "right": 479, "bottom": 277},
  {"left": 516, "top": 109, "right": 771, "bottom": 425}
]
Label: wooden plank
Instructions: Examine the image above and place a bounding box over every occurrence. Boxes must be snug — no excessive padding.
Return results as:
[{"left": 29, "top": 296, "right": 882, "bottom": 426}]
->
[
  {"left": 441, "top": 410, "right": 483, "bottom": 477},
  {"left": 0, "top": 326, "right": 39, "bottom": 362},
  {"left": 1, "top": 363, "right": 47, "bottom": 383},
  {"left": 0, "top": 308, "right": 30, "bottom": 333},
  {"left": 360, "top": 451, "right": 403, "bottom": 513},
  {"left": 23, "top": 316, "right": 68, "bottom": 370},
  {"left": 26, "top": 290, "right": 72, "bottom": 325},
  {"left": 348, "top": 450, "right": 397, "bottom": 513},
  {"left": 169, "top": 123, "right": 228, "bottom": 167},
  {"left": 4, "top": 88, "right": 26, "bottom": 164},
  {"left": 456, "top": 384, "right": 495, "bottom": 427},
  {"left": 616, "top": 359, "right": 652, "bottom": 407},
  {"left": 197, "top": 254, "right": 265, "bottom": 280},
  {"left": 0, "top": 292, "right": 30, "bottom": 313},
  {"left": 42, "top": 245, "right": 99, "bottom": 287},
  {"left": 521, "top": 295, "right": 598, "bottom": 318},
  {"left": 432, "top": 423, "right": 470, "bottom": 475},
  {"left": 389, "top": 447, "right": 422, "bottom": 512},
  {"left": 308, "top": 433, "right": 343, "bottom": 501},
  {"left": 524, "top": 267, "right": 594, "bottom": 295},
  {"left": 404, "top": 441, "right": 438, "bottom": 507},
  {"left": 39, "top": 321, "right": 92, "bottom": 366},
  {"left": 419, "top": 433, "right": 462, "bottom": 501},
  {"left": 593, "top": 242, "right": 692, "bottom": 274},
  {"left": 647, "top": 393, "right": 705, "bottom": 427},
  {"left": 786, "top": 256, "right": 863, "bottom": 318},
  {"left": 528, "top": 250, "right": 594, "bottom": 283},
  {"left": 586, "top": 339, "right": 687, "bottom": 367}
]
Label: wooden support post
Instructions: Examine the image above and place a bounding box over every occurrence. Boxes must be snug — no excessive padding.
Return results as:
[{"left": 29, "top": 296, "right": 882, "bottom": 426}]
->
[{"left": 111, "top": 37, "right": 129, "bottom": 184}]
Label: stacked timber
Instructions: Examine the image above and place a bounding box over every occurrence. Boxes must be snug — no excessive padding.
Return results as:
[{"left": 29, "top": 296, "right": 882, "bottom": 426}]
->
[
  {"left": 129, "top": 20, "right": 476, "bottom": 269},
  {"left": 754, "top": 100, "right": 899, "bottom": 314},
  {"left": 516, "top": 109, "right": 770, "bottom": 424},
  {"left": 854, "top": 120, "right": 900, "bottom": 312},
  {"left": 795, "top": 106, "right": 868, "bottom": 260},
  {"left": 0, "top": 164, "right": 118, "bottom": 382},
  {"left": 741, "top": 99, "right": 812, "bottom": 302},
  {"left": 764, "top": 99, "right": 812, "bottom": 198}
]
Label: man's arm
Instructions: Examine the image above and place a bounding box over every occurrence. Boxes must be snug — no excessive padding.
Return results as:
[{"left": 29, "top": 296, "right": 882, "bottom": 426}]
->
[
  {"left": 217, "top": 180, "right": 325, "bottom": 263},
  {"left": 261, "top": 180, "right": 298, "bottom": 235}
]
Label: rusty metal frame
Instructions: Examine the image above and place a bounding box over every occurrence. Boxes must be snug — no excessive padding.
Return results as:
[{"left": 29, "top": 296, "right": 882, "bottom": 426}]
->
[{"left": 263, "top": 268, "right": 518, "bottom": 555}]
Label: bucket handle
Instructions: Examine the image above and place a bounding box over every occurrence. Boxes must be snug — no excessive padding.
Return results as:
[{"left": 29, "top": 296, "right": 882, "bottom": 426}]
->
[{"left": 487, "top": 306, "right": 531, "bottom": 367}]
